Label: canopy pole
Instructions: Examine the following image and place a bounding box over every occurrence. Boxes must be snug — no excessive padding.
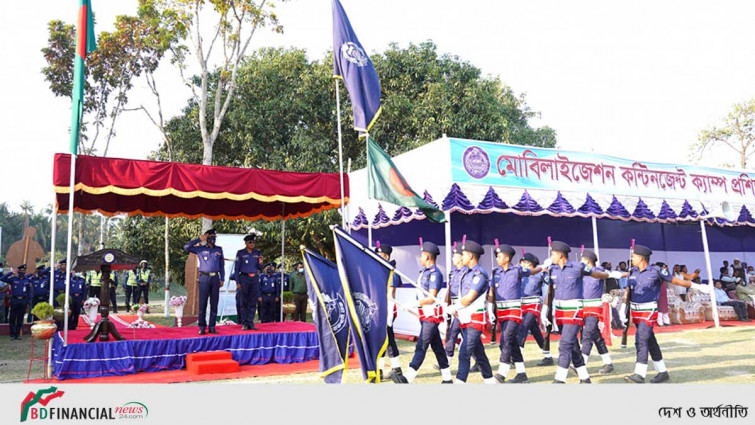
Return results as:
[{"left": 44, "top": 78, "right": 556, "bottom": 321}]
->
[
  {"left": 591, "top": 216, "right": 600, "bottom": 259},
  {"left": 280, "top": 205, "right": 286, "bottom": 322},
  {"left": 699, "top": 219, "right": 720, "bottom": 328},
  {"left": 48, "top": 189, "right": 57, "bottom": 376},
  {"left": 346, "top": 157, "right": 352, "bottom": 233},
  {"left": 63, "top": 154, "right": 76, "bottom": 346},
  {"left": 164, "top": 217, "right": 170, "bottom": 317},
  {"left": 335, "top": 80, "right": 347, "bottom": 229},
  {"left": 444, "top": 211, "right": 451, "bottom": 279}
]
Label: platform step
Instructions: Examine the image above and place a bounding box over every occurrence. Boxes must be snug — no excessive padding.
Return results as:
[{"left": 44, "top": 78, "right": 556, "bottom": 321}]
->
[
  {"left": 188, "top": 359, "right": 239, "bottom": 375},
  {"left": 185, "top": 351, "right": 232, "bottom": 369}
]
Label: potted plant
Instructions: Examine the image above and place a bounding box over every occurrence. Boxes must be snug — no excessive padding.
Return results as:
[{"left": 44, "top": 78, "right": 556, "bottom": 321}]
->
[
  {"left": 170, "top": 295, "right": 187, "bottom": 327},
  {"left": 281, "top": 291, "right": 296, "bottom": 316},
  {"left": 53, "top": 294, "right": 72, "bottom": 321},
  {"left": 30, "top": 302, "right": 57, "bottom": 340}
]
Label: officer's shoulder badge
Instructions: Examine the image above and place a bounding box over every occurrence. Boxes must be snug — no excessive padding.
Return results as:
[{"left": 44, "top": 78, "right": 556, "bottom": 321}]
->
[
  {"left": 430, "top": 274, "right": 436, "bottom": 282},
  {"left": 473, "top": 275, "right": 480, "bottom": 284},
  {"left": 661, "top": 269, "right": 669, "bottom": 276}
]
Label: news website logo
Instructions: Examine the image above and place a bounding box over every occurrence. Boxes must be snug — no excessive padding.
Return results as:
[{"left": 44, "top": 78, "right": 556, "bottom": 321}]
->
[{"left": 20, "top": 387, "right": 148, "bottom": 422}]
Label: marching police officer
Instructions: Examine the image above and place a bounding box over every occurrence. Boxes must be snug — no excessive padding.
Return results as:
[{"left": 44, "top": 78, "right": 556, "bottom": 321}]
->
[
  {"left": 541, "top": 241, "right": 609, "bottom": 384},
  {"left": 446, "top": 240, "right": 496, "bottom": 384},
  {"left": 136, "top": 260, "right": 152, "bottom": 306},
  {"left": 580, "top": 249, "right": 614, "bottom": 374},
  {"left": 233, "top": 234, "right": 263, "bottom": 330},
  {"left": 375, "top": 243, "right": 407, "bottom": 383},
  {"left": 69, "top": 272, "right": 87, "bottom": 330},
  {"left": 488, "top": 243, "right": 540, "bottom": 383},
  {"left": 184, "top": 228, "right": 225, "bottom": 335},
  {"left": 623, "top": 245, "right": 707, "bottom": 383},
  {"left": 444, "top": 242, "right": 466, "bottom": 361},
  {"left": 517, "top": 253, "right": 552, "bottom": 365},
  {"left": 258, "top": 263, "right": 279, "bottom": 323},
  {"left": 125, "top": 266, "right": 139, "bottom": 311},
  {"left": 1, "top": 265, "right": 32, "bottom": 340},
  {"left": 29, "top": 265, "right": 49, "bottom": 323}
]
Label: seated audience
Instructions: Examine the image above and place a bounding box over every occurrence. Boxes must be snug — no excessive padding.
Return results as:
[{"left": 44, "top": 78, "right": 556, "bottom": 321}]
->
[{"left": 713, "top": 281, "right": 751, "bottom": 322}]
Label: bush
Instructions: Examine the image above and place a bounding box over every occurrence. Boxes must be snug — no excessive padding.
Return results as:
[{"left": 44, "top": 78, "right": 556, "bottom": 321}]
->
[
  {"left": 31, "top": 302, "right": 55, "bottom": 320},
  {"left": 55, "top": 293, "right": 71, "bottom": 306}
]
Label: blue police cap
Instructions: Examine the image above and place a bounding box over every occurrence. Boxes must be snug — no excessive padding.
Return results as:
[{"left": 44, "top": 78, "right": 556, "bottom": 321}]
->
[
  {"left": 375, "top": 243, "right": 393, "bottom": 256},
  {"left": 522, "top": 252, "right": 539, "bottom": 266},
  {"left": 205, "top": 228, "right": 217, "bottom": 236},
  {"left": 495, "top": 243, "right": 516, "bottom": 258},
  {"left": 634, "top": 245, "right": 653, "bottom": 257},
  {"left": 581, "top": 249, "right": 598, "bottom": 263},
  {"left": 422, "top": 241, "right": 440, "bottom": 256},
  {"left": 462, "top": 240, "right": 484, "bottom": 257},
  {"left": 18, "top": 264, "right": 27, "bottom": 271},
  {"left": 58, "top": 258, "right": 67, "bottom": 265},
  {"left": 551, "top": 241, "right": 571, "bottom": 254},
  {"left": 36, "top": 265, "right": 45, "bottom": 271},
  {"left": 244, "top": 234, "right": 256, "bottom": 242}
]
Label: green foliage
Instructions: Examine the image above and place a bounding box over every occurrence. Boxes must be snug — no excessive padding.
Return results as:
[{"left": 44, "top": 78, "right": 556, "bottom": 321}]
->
[
  {"left": 694, "top": 98, "right": 755, "bottom": 169},
  {"left": 31, "top": 302, "right": 55, "bottom": 321},
  {"left": 281, "top": 291, "right": 294, "bottom": 303},
  {"left": 55, "top": 293, "right": 71, "bottom": 307}
]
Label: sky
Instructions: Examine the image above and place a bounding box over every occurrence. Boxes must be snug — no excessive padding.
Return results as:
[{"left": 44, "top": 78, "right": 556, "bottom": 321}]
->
[{"left": 1, "top": 0, "right": 754, "bottom": 212}]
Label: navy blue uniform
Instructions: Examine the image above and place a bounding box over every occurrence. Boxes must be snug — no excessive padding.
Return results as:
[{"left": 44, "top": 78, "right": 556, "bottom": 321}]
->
[
  {"left": 1, "top": 272, "right": 32, "bottom": 338},
  {"left": 456, "top": 264, "right": 493, "bottom": 382},
  {"left": 233, "top": 248, "right": 262, "bottom": 327},
  {"left": 258, "top": 273, "right": 280, "bottom": 323},
  {"left": 385, "top": 260, "right": 403, "bottom": 360},
  {"left": 628, "top": 265, "right": 672, "bottom": 365},
  {"left": 490, "top": 265, "right": 527, "bottom": 367},
  {"left": 69, "top": 274, "right": 87, "bottom": 330},
  {"left": 52, "top": 268, "right": 67, "bottom": 304},
  {"left": 581, "top": 266, "right": 609, "bottom": 358},
  {"left": 184, "top": 238, "right": 225, "bottom": 331},
  {"left": 518, "top": 272, "right": 546, "bottom": 348},
  {"left": 444, "top": 265, "right": 467, "bottom": 358},
  {"left": 409, "top": 264, "right": 448, "bottom": 374},
  {"left": 273, "top": 271, "right": 289, "bottom": 321},
  {"left": 29, "top": 271, "right": 50, "bottom": 323}
]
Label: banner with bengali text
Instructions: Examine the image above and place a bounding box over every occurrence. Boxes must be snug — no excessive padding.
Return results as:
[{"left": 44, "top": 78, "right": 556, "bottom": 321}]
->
[{"left": 450, "top": 139, "right": 755, "bottom": 203}]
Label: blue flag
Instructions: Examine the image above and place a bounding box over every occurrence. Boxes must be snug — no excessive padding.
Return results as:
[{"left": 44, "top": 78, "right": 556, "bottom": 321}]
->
[
  {"left": 302, "top": 247, "right": 351, "bottom": 384},
  {"left": 332, "top": 0, "right": 381, "bottom": 135},
  {"left": 332, "top": 226, "right": 392, "bottom": 383}
]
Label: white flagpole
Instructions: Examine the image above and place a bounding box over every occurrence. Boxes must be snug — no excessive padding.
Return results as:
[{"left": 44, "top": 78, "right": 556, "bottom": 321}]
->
[
  {"left": 48, "top": 190, "right": 57, "bottom": 375},
  {"left": 346, "top": 158, "right": 352, "bottom": 233},
  {"left": 699, "top": 219, "right": 720, "bottom": 328},
  {"left": 335, "top": 80, "right": 347, "bottom": 229},
  {"left": 280, "top": 205, "right": 286, "bottom": 322},
  {"left": 365, "top": 132, "right": 372, "bottom": 248},
  {"left": 164, "top": 217, "right": 170, "bottom": 317},
  {"left": 63, "top": 154, "right": 76, "bottom": 345},
  {"left": 591, "top": 216, "right": 600, "bottom": 259}
]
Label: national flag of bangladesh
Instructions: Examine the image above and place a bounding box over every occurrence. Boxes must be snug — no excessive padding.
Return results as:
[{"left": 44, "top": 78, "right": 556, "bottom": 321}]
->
[
  {"left": 69, "top": 0, "right": 97, "bottom": 155},
  {"left": 367, "top": 137, "right": 445, "bottom": 223}
]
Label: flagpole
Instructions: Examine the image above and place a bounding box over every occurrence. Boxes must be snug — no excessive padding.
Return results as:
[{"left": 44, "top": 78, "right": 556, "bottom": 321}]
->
[
  {"left": 366, "top": 132, "right": 372, "bottom": 248},
  {"left": 63, "top": 153, "right": 76, "bottom": 345},
  {"left": 346, "top": 158, "right": 352, "bottom": 233},
  {"left": 335, "top": 80, "right": 347, "bottom": 230},
  {"left": 280, "top": 205, "right": 286, "bottom": 322},
  {"left": 48, "top": 189, "right": 57, "bottom": 376}
]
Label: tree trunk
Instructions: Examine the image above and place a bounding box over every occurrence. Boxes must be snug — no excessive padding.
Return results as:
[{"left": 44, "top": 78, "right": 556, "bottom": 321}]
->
[{"left": 201, "top": 139, "right": 213, "bottom": 233}]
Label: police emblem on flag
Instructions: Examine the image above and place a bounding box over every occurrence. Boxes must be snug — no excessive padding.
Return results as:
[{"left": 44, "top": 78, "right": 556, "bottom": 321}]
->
[
  {"left": 322, "top": 293, "right": 348, "bottom": 334},
  {"left": 341, "top": 42, "right": 369, "bottom": 66},
  {"left": 353, "top": 292, "right": 378, "bottom": 332}
]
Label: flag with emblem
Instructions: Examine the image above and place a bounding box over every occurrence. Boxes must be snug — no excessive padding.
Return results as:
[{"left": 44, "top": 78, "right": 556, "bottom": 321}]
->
[
  {"left": 332, "top": 0, "right": 381, "bottom": 134},
  {"left": 332, "top": 225, "right": 391, "bottom": 383},
  {"left": 367, "top": 137, "right": 446, "bottom": 223},
  {"left": 69, "top": 0, "right": 97, "bottom": 155},
  {"left": 302, "top": 247, "right": 351, "bottom": 383}
]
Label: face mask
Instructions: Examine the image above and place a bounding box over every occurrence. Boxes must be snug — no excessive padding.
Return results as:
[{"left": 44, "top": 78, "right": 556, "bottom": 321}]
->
[
  {"left": 208, "top": 236, "right": 217, "bottom": 244},
  {"left": 298, "top": 268, "right": 304, "bottom": 273}
]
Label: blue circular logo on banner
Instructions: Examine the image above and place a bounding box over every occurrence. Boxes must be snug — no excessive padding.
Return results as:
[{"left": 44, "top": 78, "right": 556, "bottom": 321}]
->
[{"left": 462, "top": 146, "right": 490, "bottom": 179}]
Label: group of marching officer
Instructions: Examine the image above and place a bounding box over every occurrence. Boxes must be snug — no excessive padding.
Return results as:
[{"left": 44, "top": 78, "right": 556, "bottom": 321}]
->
[{"left": 379, "top": 238, "right": 710, "bottom": 384}]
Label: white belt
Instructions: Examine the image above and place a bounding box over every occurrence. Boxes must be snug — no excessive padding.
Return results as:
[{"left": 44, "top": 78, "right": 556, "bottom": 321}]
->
[
  {"left": 630, "top": 301, "right": 658, "bottom": 311},
  {"left": 496, "top": 300, "right": 521, "bottom": 309},
  {"left": 521, "top": 296, "right": 541, "bottom": 304},
  {"left": 582, "top": 298, "right": 602, "bottom": 308},
  {"left": 554, "top": 299, "right": 582, "bottom": 309}
]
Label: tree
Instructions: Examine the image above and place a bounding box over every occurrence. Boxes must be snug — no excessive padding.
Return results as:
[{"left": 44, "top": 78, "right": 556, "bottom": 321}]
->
[{"left": 694, "top": 99, "right": 755, "bottom": 169}]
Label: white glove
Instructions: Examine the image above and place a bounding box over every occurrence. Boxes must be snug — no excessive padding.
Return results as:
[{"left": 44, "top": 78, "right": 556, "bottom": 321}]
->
[
  {"left": 608, "top": 271, "right": 623, "bottom": 280},
  {"left": 445, "top": 303, "right": 460, "bottom": 316},
  {"left": 487, "top": 303, "right": 496, "bottom": 324},
  {"left": 541, "top": 258, "right": 553, "bottom": 269},
  {"left": 598, "top": 321, "right": 605, "bottom": 332},
  {"left": 540, "top": 306, "right": 551, "bottom": 328},
  {"left": 619, "top": 308, "right": 628, "bottom": 325},
  {"left": 552, "top": 320, "right": 559, "bottom": 333},
  {"left": 690, "top": 283, "right": 711, "bottom": 293}
]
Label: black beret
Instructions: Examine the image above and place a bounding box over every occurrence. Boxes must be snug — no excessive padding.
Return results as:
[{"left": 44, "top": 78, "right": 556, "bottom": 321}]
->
[
  {"left": 462, "top": 240, "right": 484, "bottom": 257},
  {"left": 495, "top": 243, "right": 516, "bottom": 258},
  {"left": 522, "top": 252, "right": 539, "bottom": 266},
  {"left": 243, "top": 234, "right": 256, "bottom": 242},
  {"left": 581, "top": 249, "right": 598, "bottom": 263},
  {"left": 421, "top": 241, "right": 440, "bottom": 256},
  {"left": 36, "top": 265, "right": 45, "bottom": 271},
  {"left": 18, "top": 264, "right": 27, "bottom": 271},
  {"left": 551, "top": 241, "right": 571, "bottom": 254},
  {"left": 375, "top": 243, "right": 393, "bottom": 256},
  {"left": 58, "top": 258, "right": 67, "bottom": 264},
  {"left": 205, "top": 228, "right": 217, "bottom": 235},
  {"left": 634, "top": 245, "right": 652, "bottom": 257}
]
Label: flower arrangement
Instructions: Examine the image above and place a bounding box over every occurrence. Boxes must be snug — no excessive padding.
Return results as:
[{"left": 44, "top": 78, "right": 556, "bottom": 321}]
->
[
  {"left": 128, "top": 319, "right": 155, "bottom": 329},
  {"left": 83, "top": 297, "right": 100, "bottom": 310},
  {"left": 131, "top": 303, "right": 149, "bottom": 313},
  {"left": 169, "top": 295, "right": 187, "bottom": 307},
  {"left": 219, "top": 319, "right": 237, "bottom": 326}
]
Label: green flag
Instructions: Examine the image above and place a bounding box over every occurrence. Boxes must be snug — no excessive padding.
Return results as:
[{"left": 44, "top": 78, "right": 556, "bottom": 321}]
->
[
  {"left": 367, "top": 137, "right": 445, "bottom": 223},
  {"left": 69, "top": 0, "right": 97, "bottom": 155}
]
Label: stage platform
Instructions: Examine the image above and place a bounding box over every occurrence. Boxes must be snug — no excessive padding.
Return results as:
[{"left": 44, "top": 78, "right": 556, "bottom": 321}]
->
[{"left": 51, "top": 315, "right": 318, "bottom": 381}]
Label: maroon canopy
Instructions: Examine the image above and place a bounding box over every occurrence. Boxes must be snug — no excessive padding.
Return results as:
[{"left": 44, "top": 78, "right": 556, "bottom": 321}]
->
[{"left": 53, "top": 154, "right": 348, "bottom": 221}]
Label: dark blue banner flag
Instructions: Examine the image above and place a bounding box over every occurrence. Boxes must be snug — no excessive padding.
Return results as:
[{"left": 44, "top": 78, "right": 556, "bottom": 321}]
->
[
  {"left": 302, "top": 247, "right": 351, "bottom": 384},
  {"left": 332, "top": 226, "right": 391, "bottom": 383},
  {"left": 332, "top": 0, "right": 381, "bottom": 134}
]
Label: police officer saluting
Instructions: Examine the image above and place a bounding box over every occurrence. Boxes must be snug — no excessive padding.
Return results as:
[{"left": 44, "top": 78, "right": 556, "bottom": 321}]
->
[
  {"left": 1, "top": 264, "right": 32, "bottom": 340},
  {"left": 579, "top": 249, "right": 614, "bottom": 374},
  {"left": 542, "top": 241, "right": 610, "bottom": 384},
  {"left": 623, "top": 244, "right": 708, "bottom": 383},
  {"left": 184, "top": 228, "right": 225, "bottom": 335},
  {"left": 258, "top": 263, "right": 279, "bottom": 323},
  {"left": 29, "top": 265, "right": 49, "bottom": 323},
  {"left": 233, "top": 234, "right": 263, "bottom": 330}
]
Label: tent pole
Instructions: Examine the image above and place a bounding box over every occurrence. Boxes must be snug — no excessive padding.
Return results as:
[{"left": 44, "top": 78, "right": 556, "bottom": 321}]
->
[
  {"left": 164, "top": 217, "right": 170, "bottom": 317},
  {"left": 346, "top": 157, "right": 352, "bottom": 233},
  {"left": 63, "top": 154, "right": 76, "bottom": 346},
  {"left": 591, "top": 216, "right": 600, "bottom": 259},
  {"left": 444, "top": 211, "right": 451, "bottom": 278},
  {"left": 699, "top": 219, "right": 720, "bottom": 328},
  {"left": 280, "top": 205, "right": 286, "bottom": 322},
  {"left": 48, "top": 190, "right": 57, "bottom": 376},
  {"left": 335, "top": 79, "right": 347, "bottom": 229}
]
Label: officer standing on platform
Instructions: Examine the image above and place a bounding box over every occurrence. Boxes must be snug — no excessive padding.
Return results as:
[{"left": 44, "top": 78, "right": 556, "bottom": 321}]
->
[
  {"left": 1, "top": 265, "right": 32, "bottom": 340},
  {"left": 517, "top": 253, "right": 551, "bottom": 365},
  {"left": 233, "top": 234, "right": 263, "bottom": 330},
  {"left": 184, "top": 228, "right": 225, "bottom": 335},
  {"left": 400, "top": 241, "right": 451, "bottom": 384},
  {"left": 542, "top": 241, "right": 610, "bottom": 384},
  {"left": 446, "top": 240, "right": 496, "bottom": 384},
  {"left": 136, "top": 260, "right": 152, "bottom": 306},
  {"left": 124, "top": 266, "right": 139, "bottom": 311},
  {"left": 258, "top": 263, "right": 279, "bottom": 323},
  {"left": 374, "top": 243, "right": 407, "bottom": 383},
  {"left": 69, "top": 272, "right": 87, "bottom": 330},
  {"left": 273, "top": 263, "right": 289, "bottom": 321},
  {"left": 29, "top": 265, "right": 49, "bottom": 322},
  {"left": 580, "top": 249, "right": 614, "bottom": 374},
  {"left": 623, "top": 245, "right": 707, "bottom": 384}
]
